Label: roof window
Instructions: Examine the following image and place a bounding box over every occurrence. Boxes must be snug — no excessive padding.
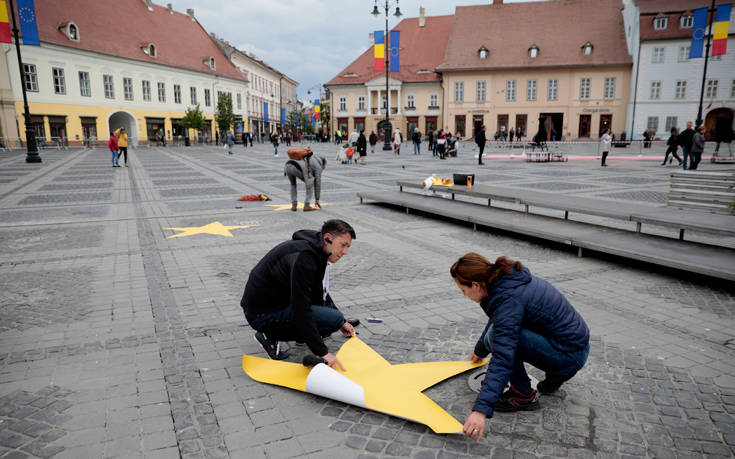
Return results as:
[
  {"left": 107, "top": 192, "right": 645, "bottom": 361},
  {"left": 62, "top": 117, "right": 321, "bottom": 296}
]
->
[
  {"left": 343, "top": 73, "right": 358, "bottom": 77},
  {"left": 478, "top": 46, "right": 489, "bottom": 59},
  {"left": 653, "top": 16, "right": 668, "bottom": 30},
  {"left": 582, "top": 41, "right": 594, "bottom": 55},
  {"left": 58, "top": 22, "right": 80, "bottom": 42},
  {"left": 680, "top": 15, "right": 693, "bottom": 29},
  {"left": 141, "top": 43, "right": 157, "bottom": 57},
  {"left": 204, "top": 56, "right": 216, "bottom": 70},
  {"left": 416, "top": 69, "right": 432, "bottom": 74},
  {"left": 528, "top": 44, "right": 539, "bottom": 58}
]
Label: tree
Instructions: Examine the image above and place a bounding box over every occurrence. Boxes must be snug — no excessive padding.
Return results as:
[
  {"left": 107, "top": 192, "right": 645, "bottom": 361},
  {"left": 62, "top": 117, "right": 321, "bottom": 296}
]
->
[
  {"left": 215, "top": 92, "right": 235, "bottom": 134},
  {"left": 181, "top": 104, "right": 205, "bottom": 145},
  {"left": 320, "top": 102, "right": 331, "bottom": 132},
  {"left": 287, "top": 110, "right": 300, "bottom": 130}
]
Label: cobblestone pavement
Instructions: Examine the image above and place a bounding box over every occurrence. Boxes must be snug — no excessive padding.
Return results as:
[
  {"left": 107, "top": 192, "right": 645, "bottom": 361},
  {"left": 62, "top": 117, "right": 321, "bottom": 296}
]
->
[{"left": 0, "top": 141, "right": 734, "bottom": 458}]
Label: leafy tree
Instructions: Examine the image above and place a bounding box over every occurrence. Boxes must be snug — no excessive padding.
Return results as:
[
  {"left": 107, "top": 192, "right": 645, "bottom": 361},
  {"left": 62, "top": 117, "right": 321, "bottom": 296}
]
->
[
  {"left": 287, "top": 111, "right": 300, "bottom": 130},
  {"left": 320, "top": 102, "right": 330, "bottom": 130},
  {"left": 181, "top": 104, "right": 205, "bottom": 133},
  {"left": 214, "top": 92, "right": 235, "bottom": 134}
]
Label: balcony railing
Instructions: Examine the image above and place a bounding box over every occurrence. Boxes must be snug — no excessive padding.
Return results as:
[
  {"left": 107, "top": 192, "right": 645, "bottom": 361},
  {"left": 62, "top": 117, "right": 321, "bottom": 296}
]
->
[
  {"left": 369, "top": 107, "right": 399, "bottom": 115},
  {"left": 405, "top": 105, "right": 416, "bottom": 111},
  {"left": 428, "top": 105, "right": 440, "bottom": 110}
]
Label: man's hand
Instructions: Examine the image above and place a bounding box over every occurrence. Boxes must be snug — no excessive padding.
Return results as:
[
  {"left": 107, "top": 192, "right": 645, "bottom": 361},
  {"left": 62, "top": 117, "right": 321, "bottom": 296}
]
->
[
  {"left": 321, "top": 352, "right": 346, "bottom": 371},
  {"left": 470, "top": 352, "right": 483, "bottom": 364},
  {"left": 340, "top": 321, "right": 356, "bottom": 338},
  {"left": 463, "top": 411, "right": 487, "bottom": 442}
]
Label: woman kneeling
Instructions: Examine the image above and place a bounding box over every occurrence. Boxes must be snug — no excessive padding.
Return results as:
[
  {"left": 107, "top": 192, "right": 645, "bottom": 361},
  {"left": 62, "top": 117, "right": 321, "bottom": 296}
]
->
[{"left": 451, "top": 253, "right": 590, "bottom": 441}]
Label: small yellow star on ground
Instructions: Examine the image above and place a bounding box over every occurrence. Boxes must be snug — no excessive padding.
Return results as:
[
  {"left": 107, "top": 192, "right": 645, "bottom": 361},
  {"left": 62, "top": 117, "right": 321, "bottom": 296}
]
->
[
  {"left": 266, "top": 202, "right": 329, "bottom": 211},
  {"left": 165, "top": 221, "right": 258, "bottom": 239}
]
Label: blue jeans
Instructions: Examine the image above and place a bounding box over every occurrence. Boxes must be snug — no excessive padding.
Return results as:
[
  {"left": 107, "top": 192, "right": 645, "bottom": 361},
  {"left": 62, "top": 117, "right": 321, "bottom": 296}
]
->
[
  {"left": 482, "top": 325, "right": 590, "bottom": 394},
  {"left": 111, "top": 150, "right": 119, "bottom": 165},
  {"left": 246, "top": 305, "right": 345, "bottom": 343},
  {"left": 681, "top": 146, "right": 692, "bottom": 170},
  {"left": 413, "top": 141, "right": 420, "bottom": 154}
]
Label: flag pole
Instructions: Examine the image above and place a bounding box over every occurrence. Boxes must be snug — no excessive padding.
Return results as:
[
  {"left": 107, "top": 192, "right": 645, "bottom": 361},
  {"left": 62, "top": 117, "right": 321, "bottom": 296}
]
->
[{"left": 695, "top": 0, "right": 716, "bottom": 129}]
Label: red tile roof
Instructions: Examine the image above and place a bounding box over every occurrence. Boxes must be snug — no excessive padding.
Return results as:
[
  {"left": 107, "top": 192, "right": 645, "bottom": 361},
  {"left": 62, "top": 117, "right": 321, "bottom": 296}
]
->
[
  {"left": 325, "top": 15, "right": 454, "bottom": 86},
  {"left": 20, "top": 0, "right": 246, "bottom": 81},
  {"left": 637, "top": 0, "right": 731, "bottom": 41},
  {"left": 436, "top": 0, "right": 632, "bottom": 71}
]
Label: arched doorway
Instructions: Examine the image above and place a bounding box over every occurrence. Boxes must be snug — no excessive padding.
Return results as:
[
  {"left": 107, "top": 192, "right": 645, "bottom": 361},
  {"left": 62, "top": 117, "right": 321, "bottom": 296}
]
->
[
  {"left": 108, "top": 111, "right": 138, "bottom": 146},
  {"left": 704, "top": 108, "right": 734, "bottom": 141}
]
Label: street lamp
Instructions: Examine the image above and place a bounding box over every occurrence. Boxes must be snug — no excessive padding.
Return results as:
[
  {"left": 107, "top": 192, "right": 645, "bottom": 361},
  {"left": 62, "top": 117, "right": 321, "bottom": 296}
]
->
[{"left": 372, "top": 0, "right": 401, "bottom": 151}]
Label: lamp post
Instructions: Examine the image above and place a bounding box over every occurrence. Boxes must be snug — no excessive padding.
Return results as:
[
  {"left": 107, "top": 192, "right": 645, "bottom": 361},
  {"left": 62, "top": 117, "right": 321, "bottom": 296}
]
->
[
  {"left": 372, "top": 0, "right": 402, "bottom": 151},
  {"left": 8, "top": 0, "right": 40, "bottom": 162},
  {"left": 307, "top": 85, "right": 323, "bottom": 140}
]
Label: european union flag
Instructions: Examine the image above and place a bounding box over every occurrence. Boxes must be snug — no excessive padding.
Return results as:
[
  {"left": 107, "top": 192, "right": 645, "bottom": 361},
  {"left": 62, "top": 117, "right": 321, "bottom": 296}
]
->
[
  {"left": 281, "top": 108, "right": 285, "bottom": 124},
  {"left": 18, "top": 0, "right": 39, "bottom": 46},
  {"left": 689, "top": 7, "right": 708, "bottom": 58},
  {"left": 389, "top": 30, "right": 400, "bottom": 73},
  {"left": 264, "top": 102, "right": 268, "bottom": 122}
]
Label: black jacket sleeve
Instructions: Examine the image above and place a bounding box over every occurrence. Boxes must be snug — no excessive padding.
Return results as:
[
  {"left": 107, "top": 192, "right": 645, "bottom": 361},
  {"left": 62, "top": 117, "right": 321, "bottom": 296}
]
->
[{"left": 290, "top": 252, "right": 328, "bottom": 356}]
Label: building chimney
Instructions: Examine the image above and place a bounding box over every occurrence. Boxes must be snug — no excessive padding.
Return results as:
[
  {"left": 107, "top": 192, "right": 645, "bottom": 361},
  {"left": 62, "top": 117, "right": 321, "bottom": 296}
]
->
[
  {"left": 186, "top": 8, "right": 195, "bottom": 20},
  {"left": 141, "top": 0, "right": 153, "bottom": 10},
  {"left": 167, "top": 3, "right": 173, "bottom": 14},
  {"left": 369, "top": 31, "right": 374, "bottom": 46},
  {"left": 419, "top": 7, "right": 425, "bottom": 27},
  {"left": 493, "top": 0, "right": 503, "bottom": 4}
]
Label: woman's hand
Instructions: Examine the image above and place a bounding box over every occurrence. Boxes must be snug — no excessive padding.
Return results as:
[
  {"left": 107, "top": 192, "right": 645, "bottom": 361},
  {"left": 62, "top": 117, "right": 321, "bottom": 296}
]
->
[
  {"left": 340, "top": 321, "right": 356, "bottom": 338},
  {"left": 463, "top": 411, "right": 487, "bottom": 442},
  {"left": 321, "top": 353, "right": 346, "bottom": 371},
  {"left": 470, "top": 352, "right": 483, "bottom": 364}
]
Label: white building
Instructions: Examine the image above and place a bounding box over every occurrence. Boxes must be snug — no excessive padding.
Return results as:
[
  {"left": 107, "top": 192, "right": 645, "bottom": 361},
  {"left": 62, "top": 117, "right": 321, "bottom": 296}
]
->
[{"left": 623, "top": 0, "right": 735, "bottom": 139}]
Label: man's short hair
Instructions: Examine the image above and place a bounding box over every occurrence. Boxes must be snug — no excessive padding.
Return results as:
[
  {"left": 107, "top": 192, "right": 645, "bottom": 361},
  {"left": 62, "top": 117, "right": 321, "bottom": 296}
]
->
[{"left": 321, "top": 219, "right": 356, "bottom": 239}]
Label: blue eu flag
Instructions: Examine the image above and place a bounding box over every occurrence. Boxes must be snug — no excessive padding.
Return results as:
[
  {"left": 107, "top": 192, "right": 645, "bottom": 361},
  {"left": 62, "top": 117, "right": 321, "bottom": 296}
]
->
[{"left": 18, "top": 0, "right": 39, "bottom": 46}]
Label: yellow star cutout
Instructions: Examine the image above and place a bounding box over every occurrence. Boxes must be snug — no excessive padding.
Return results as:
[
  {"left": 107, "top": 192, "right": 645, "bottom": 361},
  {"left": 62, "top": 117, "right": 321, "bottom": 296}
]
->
[
  {"left": 243, "top": 337, "right": 485, "bottom": 433},
  {"left": 165, "top": 221, "right": 258, "bottom": 239},
  {"left": 266, "top": 202, "right": 329, "bottom": 211}
]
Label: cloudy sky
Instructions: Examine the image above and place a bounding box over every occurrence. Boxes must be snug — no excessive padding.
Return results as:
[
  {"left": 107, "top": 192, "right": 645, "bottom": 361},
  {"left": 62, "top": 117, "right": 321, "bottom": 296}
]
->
[{"left": 169, "top": 0, "right": 538, "bottom": 101}]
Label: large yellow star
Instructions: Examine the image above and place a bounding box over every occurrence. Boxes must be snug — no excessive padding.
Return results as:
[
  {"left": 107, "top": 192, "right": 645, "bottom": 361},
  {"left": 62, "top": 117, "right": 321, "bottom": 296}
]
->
[
  {"left": 266, "top": 202, "right": 329, "bottom": 211},
  {"left": 242, "top": 337, "right": 485, "bottom": 433},
  {"left": 165, "top": 221, "right": 258, "bottom": 238}
]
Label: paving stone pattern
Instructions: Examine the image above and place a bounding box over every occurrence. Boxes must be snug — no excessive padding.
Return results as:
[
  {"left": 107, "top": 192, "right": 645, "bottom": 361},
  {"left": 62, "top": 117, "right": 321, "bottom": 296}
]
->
[{"left": 0, "top": 144, "right": 733, "bottom": 458}]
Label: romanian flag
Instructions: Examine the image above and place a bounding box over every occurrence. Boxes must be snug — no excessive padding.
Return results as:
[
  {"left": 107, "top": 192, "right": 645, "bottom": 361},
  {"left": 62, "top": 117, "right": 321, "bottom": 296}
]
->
[
  {"left": 374, "top": 31, "right": 385, "bottom": 72},
  {"left": 712, "top": 3, "right": 732, "bottom": 56},
  {"left": 314, "top": 99, "right": 320, "bottom": 120},
  {"left": 0, "top": 1, "right": 12, "bottom": 44}
]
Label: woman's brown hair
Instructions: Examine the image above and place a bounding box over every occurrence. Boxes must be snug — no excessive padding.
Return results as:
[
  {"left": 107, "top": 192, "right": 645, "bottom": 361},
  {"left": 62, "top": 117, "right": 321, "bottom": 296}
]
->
[{"left": 450, "top": 253, "right": 523, "bottom": 288}]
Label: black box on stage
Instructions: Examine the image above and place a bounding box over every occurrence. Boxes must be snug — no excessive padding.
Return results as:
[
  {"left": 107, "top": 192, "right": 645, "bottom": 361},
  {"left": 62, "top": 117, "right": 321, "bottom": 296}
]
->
[{"left": 453, "top": 173, "right": 475, "bottom": 186}]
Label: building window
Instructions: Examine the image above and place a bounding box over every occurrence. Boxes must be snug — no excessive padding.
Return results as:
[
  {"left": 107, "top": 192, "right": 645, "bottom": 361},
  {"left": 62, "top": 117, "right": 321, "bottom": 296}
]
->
[
  {"left": 339, "top": 96, "right": 346, "bottom": 111},
  {"left": 142, "top": 80, "right": 151, "bottom": 101},
  {"left": 582, "top": 41, "right": 594, "bottom": 55},
  {"left": 678, "top": 46, "right": 690, "bottom": 62},
  {"left": 157, "top": 82, "right": 165, "bottom": 102},
  {"left": 122, "top": 77, "right": 133, "bottom": 101},
  {"left": 647, "top": 116, "right": 659, "bottom": 132},
  {"left": 526, "top": 80, "right": 537, "bottom": 101},
  {"left": 429, "top": 93, "right": 438, "bottom": 107},
  {"left": 78, "top": 71, "right": 91, "bottom": 97},
  {"left": 173, "top": 84, "right": 181, "bottom": 104},
  {"left": 579, "top": 78, "right": 591, "bottom": 100},
  {"left": 604, "top": 77, "right": 616, "bottom": 99},
  {"left": 455, "top": 82, "right": 464, "bottom": 102},
  {"left": 650, "top": 80, "right": 662, "bottom": 99},
  {"left": 103, "top": 74, "right": 114, "bottom": 99},
  {"left": 476, "top": 81, "right": 486, "bottom": 101},
  {"left": 665, "top": 116, "right": 678, "bottom": 132},
  {"left": 406, "top": 94, "right": 414, "bottom": 108},
  {"left": 706, "top": 79, "right": 718, "bottom": 99},
  {"left": 652, "top": 47, "right": 665, "bottom": 63},
  {"left": 190, "top": 87, "right": 197, "bottom": 105},
  {"left": 731, "top": 79, "right": 735, "bottom": 98},
  {"left": 548, "top": 79, "right": 558, "bottom": 100},
  {"left": 23, "top": 63, "right": 38, "bottom": 92},
  {"left": 237, "top": 93, "right": 242, "bottom": 110},
  {"left": 528, "top": 44, "right": 539, "bottom": 58},
  {"left": 653, "top": 17, "right": 668, "bottom": 30},
  {"left": 358, "top": 95, "right": 366, "bottom": 111},
  {"left": 675, "top": 80, "right": 687, "bottom": 99},
  {"left": 69, "top": 24, "right": 78, "bottom": 40},
  {"left": 506, "top": 80, "right": 516, "bottom": 101},
  {"left": 680, "top": 15, "right": 693, "bottom": 29},
  {"left": 52, "top": 67, "right": 66, "bottom": 94},
  {"left": 204, "top": 88, "right": 211, "bottom": 106},
  {"left": 478, "top": 46, "right": 488, "bottom": 59}
]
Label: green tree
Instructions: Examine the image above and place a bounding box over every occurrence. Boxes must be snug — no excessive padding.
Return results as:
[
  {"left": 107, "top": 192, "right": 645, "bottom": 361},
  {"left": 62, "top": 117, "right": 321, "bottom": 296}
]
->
[
  {"left": 214, "top": 92, "right": 235, "bottom": 134},
  {"left": 320, "top": 102, "right": 330, "bottom": 131},
  {"left": 181, "top": 104, "right": 205, "bottom": 137},
  {"left": 287, "top": 110, "right": 300, "bottom": 130}
]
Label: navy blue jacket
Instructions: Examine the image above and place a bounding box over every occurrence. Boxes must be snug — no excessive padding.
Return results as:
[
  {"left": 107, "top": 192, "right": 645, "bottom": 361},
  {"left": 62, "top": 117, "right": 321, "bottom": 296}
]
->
[{"left": 473, "top": 267, "right": 589, "bottom": 416}]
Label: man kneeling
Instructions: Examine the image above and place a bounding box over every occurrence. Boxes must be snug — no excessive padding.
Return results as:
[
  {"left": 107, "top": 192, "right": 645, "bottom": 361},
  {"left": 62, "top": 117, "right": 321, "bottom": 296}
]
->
[{"left": 241, "top": 219, "right": 356, "bottom": 370}]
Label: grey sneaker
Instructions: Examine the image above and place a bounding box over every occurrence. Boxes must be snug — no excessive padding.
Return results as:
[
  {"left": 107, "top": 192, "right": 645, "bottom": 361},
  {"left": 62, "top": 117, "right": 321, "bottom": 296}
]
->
[{"left": 254, "top": 332, "right": 288, "bottom": 360}]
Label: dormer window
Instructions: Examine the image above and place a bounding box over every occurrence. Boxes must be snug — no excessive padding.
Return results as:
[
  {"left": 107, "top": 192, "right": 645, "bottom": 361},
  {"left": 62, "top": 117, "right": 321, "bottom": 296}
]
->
[
  {"left": 528, "top": 44, "right": 539, "bottom": 58},
  {"left": 582, "top": 41, "right": 594, "bottom": 55},
  {"left": 478, "top": 45, "right": 489, "bottom": 59},
  {"left": 204, "top": 57, "right": 216, "bottom": 70},
  {"left": 69, "top": 24, "right": 78, "bottom": 40},
  {"left": 653, "top": 16, "right": 668, "bottom": 30},
  {"left": 141, "top": 43, "right": 157, "bottom": 57},
  {"left": 680, "top": 15, "right": 693, "bottom": 29},
  {"left": 59, "top": 22, "right": 80, "bottom": 42}
]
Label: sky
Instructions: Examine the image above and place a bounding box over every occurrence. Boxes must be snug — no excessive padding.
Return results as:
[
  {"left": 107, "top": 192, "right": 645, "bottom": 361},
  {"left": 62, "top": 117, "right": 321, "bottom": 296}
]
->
[{"left": 168, "top": 0, "right": 539, "bottom": 101}]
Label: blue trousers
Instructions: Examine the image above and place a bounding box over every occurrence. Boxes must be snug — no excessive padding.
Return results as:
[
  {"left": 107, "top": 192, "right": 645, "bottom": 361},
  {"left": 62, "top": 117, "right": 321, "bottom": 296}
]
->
[
  {"left": 246, "top": 305, "right": 345, "bottom": 343},
  {"left": 482, "top": 325, "right": 589, "bottom": 394},
  {"left": 682, "top": 146, "right": 693, "bottom": 170}
]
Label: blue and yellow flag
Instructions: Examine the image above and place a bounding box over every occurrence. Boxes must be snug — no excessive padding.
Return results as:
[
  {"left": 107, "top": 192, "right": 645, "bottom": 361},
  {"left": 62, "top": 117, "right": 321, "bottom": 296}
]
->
[
  {"left": 18, "top": 0, "right": 39, "bottom": 46},
  {"left": 264, "top": 102, "right": 269, "bottom": 123},
  {"left": 689, "top": 7, "right": 708, "bottom": 58},
  {"left": 389, "top": 30, "right": 400, "bottom": 73}
]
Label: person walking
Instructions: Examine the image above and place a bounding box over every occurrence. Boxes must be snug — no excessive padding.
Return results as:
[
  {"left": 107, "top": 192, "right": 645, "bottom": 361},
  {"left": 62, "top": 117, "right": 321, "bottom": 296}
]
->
[
  {"left": 662, "top": 127, "right": 682, "bottom": 166},
  {"left": 600, "top": 128, "right": 611, "bottom": 167},
  {"left": 114, "top": 128, "right": 129, "bottom": 166},
  {"left": 284, "top": 150, "right": 327, "bottom": 211},
  {"left": 392, "top": 128, "right": 403, "bottom": 156},
  {"left": 678, "top": 122, "right": 695, "bottom": 170},
  {"left": 357, "top": 129, "right": 367, "bottom": 165},
  {"left": 368, "top": 130, "right": 378, "bottom": 154},
  {"left": 713, "top": 118, "right": 733, "bottom": 158},
  {"left": 226, "top": 131, "right": 235, "bottom": 155},
  {"left": 348, "top": 128, "right": 359, "bottom": 148},
  {"left": 689, "top": 126, "right": 705, "bottom": 170},
  {"left": 509, "top": 127, "right": 514, "bottom": 143},
  {"left": 427, "top": 129, "right": 434, "bottom": 154},
  {"left": 475, "top": 125, "right": 486, "bottom": 166},
  {"left": 271, "top": 130, "right": 280, "bottom": 157},
  {"left": 412, "top": 128, "right": 422, "bottom": 154},
  {"left": 108, "top": 132, "right": 120, "bottom": 167},
  {"left": 215, "top": 131, "right": 219, "bottom": 146},
  {"left": 436, "top": 131, "right": 447, "bottom": 159}
]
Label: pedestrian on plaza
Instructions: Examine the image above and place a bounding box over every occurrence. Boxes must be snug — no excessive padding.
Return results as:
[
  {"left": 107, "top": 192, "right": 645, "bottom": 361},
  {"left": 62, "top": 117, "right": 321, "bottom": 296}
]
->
[
  {"left": 475, "top": 125, "right": 486, "bottom": 166},
  {"left": 108, "top": 132, "right": 120, "bottom": 167},
  {"left": 516, "top": 127, "right": 523, "bottom": 142},
  {"left": 678, "top": 121, "right": 695, "bottom": 170},
  {"left": 662, "top": 127, "right": 682, "bottom": 166},
  {"left": 600, "top": 128, "right": 611, "bottom": 167},
  {"left": 226, "top": 131, "right": 235, "bottom": 155},
  {"left": 436, "top": 131, "right": 447, "bottom": 159},
  {"left": 286, "top": 132, "right": 292, "bottom": 146},
  {"left": 689, "top": 126, "right": 705, "bottom": 170},
  {"left": 249, "top": 132, "right": 254, "bottom": 147},
  {"left": 392, "top": 127, "right": 403, "bottom": 156},
  {"left": 241, "top": 219, "right": 357, "bottom": 365},
  {"left": 357, "top": 129, "right": 367, "bottom": 165},
  {"left": 412, "top": 128, "right": 422, "bottom": 154},
  {"left": 298, "top": 132, "right": 303, "bottom": 143},
  {"left": 368, "top": 130, "right": 378, "bottom": 154},
  {"left": 115, "top": 127, "right": 129, "bottom": 166},
  {"left": 284, "top": 149, "right": 326, "bottom": 211},
  {"left": 509, "top": 127, "right": 514, "bottom": 143},
  {"left": 427, "top": 129, "right": 434, "bottom": 153},
  {"left": 713, "top": 117, "right": 733, "bottom": 158},
  {"left": 348, "top": 128, "right": 359, "bottom": 148},
  {"left": 451, "top": 253, "right": 590, "bottom": 442},
  {"left": 215, "top": 131, "right": 219, "bottom": 146},
  {"left": 271, "top": 130, "right": 280, "bottom": 157},
  {"left": 335, "top": 130, "right": 341, "bottom": 145}
]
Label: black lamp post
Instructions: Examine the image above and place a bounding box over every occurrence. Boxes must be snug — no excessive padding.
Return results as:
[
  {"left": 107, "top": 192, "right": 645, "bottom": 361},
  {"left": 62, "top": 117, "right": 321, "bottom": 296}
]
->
[
  {"left": 8, "top": 0, "right": 40, "bottom": 162},
  {"left": 372, "top": 0, "right": 401, "bottom": 151}
]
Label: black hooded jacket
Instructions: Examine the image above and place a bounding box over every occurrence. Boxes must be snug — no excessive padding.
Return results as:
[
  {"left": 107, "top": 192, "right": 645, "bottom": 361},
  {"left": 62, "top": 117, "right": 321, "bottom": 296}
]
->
[{"left": 241, "top": 229, "right": 332, "bottom": 356}]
